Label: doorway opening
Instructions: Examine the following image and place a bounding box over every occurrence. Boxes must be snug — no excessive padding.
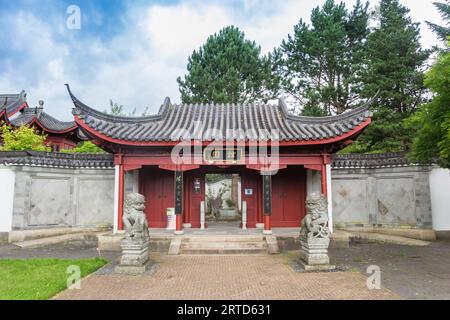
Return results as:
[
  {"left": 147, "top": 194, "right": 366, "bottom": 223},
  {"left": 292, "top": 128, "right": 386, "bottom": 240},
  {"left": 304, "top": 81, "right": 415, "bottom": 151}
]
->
[{"left": 205, "top": 173, "right": 241, "bottom": 229}]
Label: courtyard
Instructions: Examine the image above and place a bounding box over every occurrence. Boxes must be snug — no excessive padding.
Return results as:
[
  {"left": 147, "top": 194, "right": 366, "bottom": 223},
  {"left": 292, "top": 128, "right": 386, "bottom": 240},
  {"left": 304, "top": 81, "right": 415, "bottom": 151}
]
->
[{"left": 1, "top": 239, "right": 449, "bottom": 300}]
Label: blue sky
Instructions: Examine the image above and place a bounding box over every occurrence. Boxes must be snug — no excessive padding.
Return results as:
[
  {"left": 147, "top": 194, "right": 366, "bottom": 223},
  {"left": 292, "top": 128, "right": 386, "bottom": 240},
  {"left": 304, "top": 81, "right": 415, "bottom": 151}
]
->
[{"left": 0, "top": 0, "right": 444, "bottom": 120}]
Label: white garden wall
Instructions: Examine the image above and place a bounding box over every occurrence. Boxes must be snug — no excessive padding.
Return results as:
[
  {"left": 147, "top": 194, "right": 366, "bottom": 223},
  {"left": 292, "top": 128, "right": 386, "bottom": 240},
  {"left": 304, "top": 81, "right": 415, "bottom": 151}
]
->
[
  {"left": 0, "top": 167, "right": 15, "bottom": 233},
  {"left": 429, "top": 168, "right": 450, "bottom": 231}
]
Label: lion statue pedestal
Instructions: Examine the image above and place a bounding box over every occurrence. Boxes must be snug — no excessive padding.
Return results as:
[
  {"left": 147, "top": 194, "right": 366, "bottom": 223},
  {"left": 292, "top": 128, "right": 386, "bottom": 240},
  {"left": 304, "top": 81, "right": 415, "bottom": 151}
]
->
[
  {"left": 115, "top": 193, "right": 151, "bottom": 274},
  {"left": 298, "top": 193, "right": 335, "bottom": 271}
]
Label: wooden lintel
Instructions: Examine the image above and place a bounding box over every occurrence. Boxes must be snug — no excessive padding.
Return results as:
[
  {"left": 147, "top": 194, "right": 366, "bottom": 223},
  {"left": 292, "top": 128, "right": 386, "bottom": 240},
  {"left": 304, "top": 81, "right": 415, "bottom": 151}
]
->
[{"left": 303, "top": 164, "right": 322, "bottom": 171}]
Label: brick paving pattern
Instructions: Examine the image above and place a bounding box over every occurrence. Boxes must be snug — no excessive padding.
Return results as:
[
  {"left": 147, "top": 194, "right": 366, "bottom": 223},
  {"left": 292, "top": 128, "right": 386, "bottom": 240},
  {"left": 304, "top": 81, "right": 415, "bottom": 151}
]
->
[{"left": 54, "top": 255, "right": 398, "bottom": 300}]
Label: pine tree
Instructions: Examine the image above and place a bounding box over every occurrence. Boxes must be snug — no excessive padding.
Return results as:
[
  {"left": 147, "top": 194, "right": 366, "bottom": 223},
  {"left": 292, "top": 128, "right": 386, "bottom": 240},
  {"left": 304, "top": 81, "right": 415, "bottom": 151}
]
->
[
  {"left": 177, "top": 26, "right": 278, "bottom": 104},
  {"left": 426, "top": 1, "right": 450, "bottom": 44},
  {"left": 276, "top": 0, "right": 370, "bottom": 116},
  {"left": 351, "top": 0, "right": 430, "bottom": 153}
]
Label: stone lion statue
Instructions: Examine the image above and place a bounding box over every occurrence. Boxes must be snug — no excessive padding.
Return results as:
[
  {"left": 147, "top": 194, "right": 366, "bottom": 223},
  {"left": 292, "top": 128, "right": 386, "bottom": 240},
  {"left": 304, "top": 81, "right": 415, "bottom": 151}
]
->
[
  {"left": 300, "top": 193, "right": 330, "bottom": 239},
  {"left": 123, "top": 193, "right": 149, "bottom": 240}
]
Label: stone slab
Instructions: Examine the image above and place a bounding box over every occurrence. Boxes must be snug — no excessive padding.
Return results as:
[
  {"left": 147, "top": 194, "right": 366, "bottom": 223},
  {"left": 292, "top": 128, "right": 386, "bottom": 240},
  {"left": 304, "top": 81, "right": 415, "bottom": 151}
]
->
[
  {"left": 119, "top": 239, "right": 150, "bottom": 266},
  {"left": 9, "top": 226, "right": 110, "bottom": 243},
  {"left": 114, "top": 260, "right": 153, "bottom": 275},
  {"left": 14, "top": 232, "right": 104, "bottom": 249},
  {"left": 349, "top": 231, "right": 431, "bottom": 246},
  {"left": 265, "top": 235, "right": 279, "bottom": 254},
  {"left": 297, "top": 260, "right": 336, "bottom": 272},
  {"left": 341, "top": 227, "right": 436, "bottom": 241},
  {"left": 168, "top": 237, "right": 182, "bottom": 255}
]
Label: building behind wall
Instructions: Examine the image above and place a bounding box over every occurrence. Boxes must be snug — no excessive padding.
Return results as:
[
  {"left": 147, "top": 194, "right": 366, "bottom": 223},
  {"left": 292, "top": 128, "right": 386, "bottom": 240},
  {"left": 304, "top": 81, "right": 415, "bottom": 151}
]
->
[{"left": 1, "top": 91, "right": 83, "bottom": 151}]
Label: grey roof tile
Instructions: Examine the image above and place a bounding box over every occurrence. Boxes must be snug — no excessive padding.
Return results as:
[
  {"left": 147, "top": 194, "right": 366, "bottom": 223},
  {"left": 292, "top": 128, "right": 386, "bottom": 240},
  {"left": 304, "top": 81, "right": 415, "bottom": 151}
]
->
[
  {"left": 66, "top": 84, "right": 372, "bottom": 143},
  {"left": 0, "top": 151, "right": 113, "bottom": 168},
  {"left": 10, "top": 107, "right": 77, "bottom": 132},
  {"left": 0, "top": 91, "right": 28, "bottom": 117},
  {"left": 331, "top": 153, "right": 431, "bottom": 168}
]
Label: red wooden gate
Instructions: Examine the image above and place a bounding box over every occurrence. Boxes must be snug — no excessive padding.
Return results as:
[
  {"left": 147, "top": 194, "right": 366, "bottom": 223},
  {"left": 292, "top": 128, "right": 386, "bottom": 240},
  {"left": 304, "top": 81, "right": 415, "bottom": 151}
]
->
[
  {"left": 140, "top": 167, "right": 174, "bottom": 228},
  {"left": 271, "top": 166, "right": 306, "bottom": 227}
]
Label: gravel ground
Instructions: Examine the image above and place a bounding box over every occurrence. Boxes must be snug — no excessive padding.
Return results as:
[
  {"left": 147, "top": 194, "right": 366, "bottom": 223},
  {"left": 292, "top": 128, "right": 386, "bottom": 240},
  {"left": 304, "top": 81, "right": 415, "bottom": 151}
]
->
[{"left": 329, "top": 239, "right": 450, "bottom": 300}]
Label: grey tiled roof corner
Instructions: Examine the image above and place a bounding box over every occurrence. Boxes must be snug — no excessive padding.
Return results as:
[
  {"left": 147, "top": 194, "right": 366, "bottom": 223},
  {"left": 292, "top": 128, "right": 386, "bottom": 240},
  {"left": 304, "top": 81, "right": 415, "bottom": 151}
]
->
[
  {"left": 0, "top": 90, "right": 28, "bottom": 116},
  {"left": 0, "top": 151, "right": 114, "bottom": 168},
  {"left": 9, "top": 107, "right": 77, "bottom": 132},
  {"left": 66, "top": 84, "right": 372, "bottom": 143},
  {"left": 331, "top": 153, "right": 431, "bottom": 169}
]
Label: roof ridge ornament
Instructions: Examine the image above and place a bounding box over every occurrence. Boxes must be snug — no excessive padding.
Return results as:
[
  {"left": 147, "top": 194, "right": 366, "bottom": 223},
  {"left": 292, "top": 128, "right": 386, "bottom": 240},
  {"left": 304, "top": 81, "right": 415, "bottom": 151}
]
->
[
  {"left": 279, "top": 93, "right": 377, "bottom": 123},
  {"left": 65, "top": 84, "right": 164, "bottom": 123}
]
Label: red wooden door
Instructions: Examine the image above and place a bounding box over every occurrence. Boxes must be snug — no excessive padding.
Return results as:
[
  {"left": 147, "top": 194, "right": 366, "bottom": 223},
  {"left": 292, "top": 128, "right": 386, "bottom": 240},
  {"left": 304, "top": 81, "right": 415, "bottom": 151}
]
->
[
  {"left": 141, "top": 168, "right": 174, "bottom": 228},
  {"left": 241, "top": 171, "right": 259, "bottom": 228},
  {"left": 185, "top": 172, "right": 205, "bottom": 228},
  {"left": 271, "top": 167, "right": 306, "bottom": 227}
]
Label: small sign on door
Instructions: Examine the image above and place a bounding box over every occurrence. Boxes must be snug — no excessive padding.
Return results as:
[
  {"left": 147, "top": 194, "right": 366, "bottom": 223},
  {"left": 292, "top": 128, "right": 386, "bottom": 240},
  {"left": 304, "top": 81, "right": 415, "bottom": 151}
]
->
[
  {"left": 244, "top": 188, "right": 253, "bottom": 195},
  {"left": 166, "top": 208, "right": 176, "bottom": 230}
]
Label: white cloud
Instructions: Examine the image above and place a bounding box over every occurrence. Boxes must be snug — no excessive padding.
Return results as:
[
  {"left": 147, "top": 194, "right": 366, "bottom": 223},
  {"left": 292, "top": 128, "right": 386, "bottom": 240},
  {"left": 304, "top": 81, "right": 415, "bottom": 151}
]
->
[
  {"left": 0, "top": 0, "right": 444, "bottom": 121},
  {"left": 145, "top": 4, "right": 232, "bottom": 63}
]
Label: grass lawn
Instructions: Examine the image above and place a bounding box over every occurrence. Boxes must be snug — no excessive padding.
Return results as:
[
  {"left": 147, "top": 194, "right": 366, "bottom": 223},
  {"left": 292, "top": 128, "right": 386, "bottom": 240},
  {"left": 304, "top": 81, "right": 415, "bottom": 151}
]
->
[{"left": 0, "top": 258, "right": 107, "bottom": 300}]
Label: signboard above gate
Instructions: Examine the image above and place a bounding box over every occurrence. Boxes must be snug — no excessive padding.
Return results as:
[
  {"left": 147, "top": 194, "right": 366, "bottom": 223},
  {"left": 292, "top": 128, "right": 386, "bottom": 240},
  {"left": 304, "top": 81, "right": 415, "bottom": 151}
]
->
[{"left": 203, "top": 146, "right": 244, "bottom": 163}]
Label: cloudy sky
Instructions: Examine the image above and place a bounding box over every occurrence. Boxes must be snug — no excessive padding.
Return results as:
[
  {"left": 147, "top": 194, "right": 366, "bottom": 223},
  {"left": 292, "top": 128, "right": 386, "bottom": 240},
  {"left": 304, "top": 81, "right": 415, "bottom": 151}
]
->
[{"left": 0, "top": 0, "right": 445, "bottom": 120}]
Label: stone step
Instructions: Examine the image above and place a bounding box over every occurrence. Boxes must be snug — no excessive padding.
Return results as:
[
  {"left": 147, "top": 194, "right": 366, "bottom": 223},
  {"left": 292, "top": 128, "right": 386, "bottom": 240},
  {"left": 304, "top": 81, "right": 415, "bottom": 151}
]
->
[
  {"left": 182, "top": 235, "right": 264, "bottom": 242},
  {"left": 179, "top": 234, "right": 270, "bottom": 254},
  {"left": 13, "top": 232, "right": 99, "bottom": 249},
  {"left": 350, "top": 231, "right": 431, "bottom": 246},
  {"left": 181, "top": 247, "right": 268, "bottom": 255},
  {"left": 8, "top": 226, "right": 110, "bottom": 242},
  {"left": 181, "top": 241, "right": 267, "bottom": 250}
]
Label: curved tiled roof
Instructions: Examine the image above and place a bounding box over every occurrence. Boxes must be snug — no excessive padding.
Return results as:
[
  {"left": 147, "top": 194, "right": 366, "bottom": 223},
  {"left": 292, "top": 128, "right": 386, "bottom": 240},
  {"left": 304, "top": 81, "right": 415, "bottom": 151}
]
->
[
  {"left": 67, "top": 85, "right": 372, "bottom": 143},
  {"left": 0, "top": 151, "right": 114, "bottom": 168},
  {"left": 0, "top": 91, "right": 28, "bottom": 117},
  {"left": 10, "top": 107, "right": 77, "bottom": 133}
]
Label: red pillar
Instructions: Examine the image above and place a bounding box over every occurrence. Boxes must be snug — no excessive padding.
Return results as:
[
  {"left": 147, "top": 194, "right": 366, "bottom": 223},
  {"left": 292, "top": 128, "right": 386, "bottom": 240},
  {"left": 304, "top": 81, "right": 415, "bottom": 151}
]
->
[
  {"left": 176, "top": 215, "right": 182, "bottom": 232},
  {"left": 321, "top": 163, "right": 327, "bottom": 197},
  {"left": 264, "top": 215, "right": 271, "bottom": 232},
  {"left": 118, "top": 163, "right": 125, "bottom": 230}
]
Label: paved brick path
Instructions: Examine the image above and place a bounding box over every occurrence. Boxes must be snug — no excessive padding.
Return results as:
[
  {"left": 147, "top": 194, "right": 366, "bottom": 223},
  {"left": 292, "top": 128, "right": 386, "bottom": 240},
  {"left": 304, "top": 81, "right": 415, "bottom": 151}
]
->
[{"left": 54, "top": 255, "right": 398, "bottom": 300}]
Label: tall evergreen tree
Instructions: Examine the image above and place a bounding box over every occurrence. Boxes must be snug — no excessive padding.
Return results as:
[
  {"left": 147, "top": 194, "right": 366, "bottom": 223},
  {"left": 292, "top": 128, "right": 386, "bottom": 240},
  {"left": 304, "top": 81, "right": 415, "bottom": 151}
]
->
[
  {"left": 275, "top": 0, "right": 370, "bottom": 116},
  {"left": 177, "top": 26, "right": 278, "bottom": 104},
  {"left": 406, "top": 45, "right": 450, "bottom": 168},
  {"left": 349, "top": 0, "right": 430, "bottom": 153},
  {"left": 426, "top": 1, "right": 450, "bottom": 43}
]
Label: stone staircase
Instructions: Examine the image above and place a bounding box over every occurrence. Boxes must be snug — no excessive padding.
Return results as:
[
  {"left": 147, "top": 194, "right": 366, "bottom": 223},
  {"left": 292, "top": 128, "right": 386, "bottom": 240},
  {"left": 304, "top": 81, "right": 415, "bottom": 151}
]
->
[{"left": 177, "top": 234, "right": 275, "bottom": 255}]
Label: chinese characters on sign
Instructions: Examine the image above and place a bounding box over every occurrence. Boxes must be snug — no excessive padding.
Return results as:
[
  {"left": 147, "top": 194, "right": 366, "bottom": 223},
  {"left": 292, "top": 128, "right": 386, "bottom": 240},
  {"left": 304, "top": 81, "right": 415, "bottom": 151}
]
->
[
  {"left": 175, "top": 171, "right": 183, "bottom": 214},
  {"left": 203, "top": 147, "right": 243, "bottom": 162},
  {"left": 263, "top": 175, "right": 271, "bottom": 215}
]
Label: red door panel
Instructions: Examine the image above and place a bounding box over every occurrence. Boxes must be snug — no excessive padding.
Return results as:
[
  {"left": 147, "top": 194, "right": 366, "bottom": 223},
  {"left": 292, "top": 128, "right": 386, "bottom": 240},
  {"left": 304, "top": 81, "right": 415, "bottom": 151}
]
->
[
  {"left": 141, "top": 168, "right": 174, "bottom": 228},
  {"left": 271, "top": 167, "right": 306, "bottom": 227},
  {"left": 271, "top": 173, "right": 284, "bottom": 225}
]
